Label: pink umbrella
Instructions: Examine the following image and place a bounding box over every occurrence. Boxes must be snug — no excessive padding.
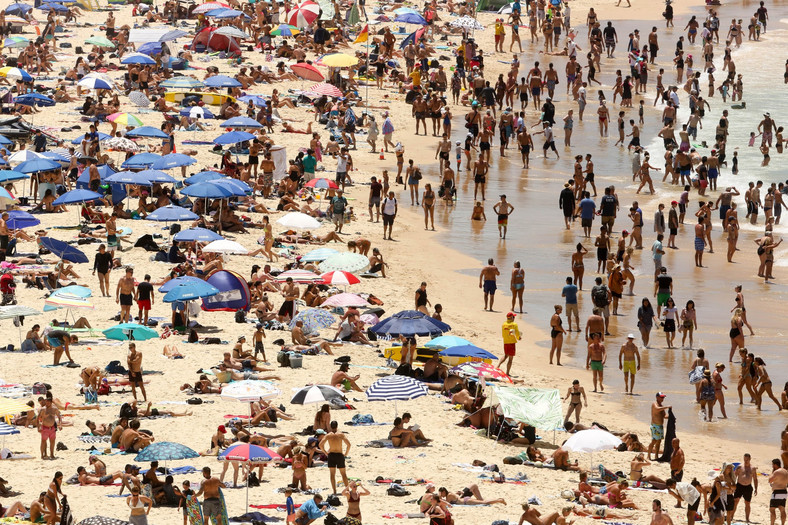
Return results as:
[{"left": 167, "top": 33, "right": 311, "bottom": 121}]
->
[
  {"left": 193, "top": 2, "right": 230, "bottom": 13},
  {"left": 307, "top": 82, "right": 343, "bottom": 98},
  {"left": 321, "top": 271, "right": 361, "bottom": 286},
  {"left": 322, "top": 292, "right": 370, "bottom": 308},
  {"left": 304, "top": 178, "right": 338, "bottom": 189},
  {"left": 286, "top": 1, "right": 320, "bottom": 28},
  {"left": 274, "top": 269, "right": 322, "bottom": 283},
  {"left": 360, "top": 313, "right": 379, "bottom": 325},
  {"left": 291, "top": 62, "right": 325, "bottom": 82}
]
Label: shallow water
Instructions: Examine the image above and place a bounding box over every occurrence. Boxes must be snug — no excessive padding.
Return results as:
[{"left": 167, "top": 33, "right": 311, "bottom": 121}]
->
[{"left": 433, "top": 1, "right": 788, "bottom": 438}]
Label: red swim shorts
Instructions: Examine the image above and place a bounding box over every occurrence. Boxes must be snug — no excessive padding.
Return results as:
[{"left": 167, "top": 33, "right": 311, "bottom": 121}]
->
[
  {"left": 137, "top": 300, "right": 151, "bottom": 311},
  {"left": 504, "top": 343, "right": 516, "bottom": 356},
  {"left": 40, "top": 425, "right": 57, "bottom": 441}
]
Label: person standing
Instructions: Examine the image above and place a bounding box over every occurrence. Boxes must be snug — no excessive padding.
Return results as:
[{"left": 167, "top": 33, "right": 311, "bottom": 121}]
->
[
  {"left": 92, "top": 244, "right": 113, "bottom": 297},
  {"left": 732, "top": 453, "right": 757, "bottom": 522},
  {"left": 135, "top": 274, "right": 154, "bottom": 326},
  {"left": 769, "top": 459, "right": 788, "bottom": 525},
  {"left": 37, "top": 394, "right": 61, "bottom": 460},
  {"left": 561, "top": 276, "right": 580, "bottom": 331},
  {"left": 116, "top": 267, "right": 136, "bottom": 323},
  {"left": 648, "top": 392, "right": 671, "bottom": 461},
  {"left": 194, "top": 467, "right": 224, "bottom": 525},
  {"left": 619, "top": 334, "right": 641, "bottom": 394},
  {"left": 126, "top": 486, "right": 152, "bottom": 525},
  {"left": 479, "top": 258, "right": 501, "bottom": 311},
  {"left": 563, "top": 379, "right": 587, "bottom": 423},
  {"left": 511, "top": 261, "right": 525, "bottom": 313},
  {"left": 381, "top": 191, "right": 397, "bottom": 240},
  {"left": 493, "top": 195, "right": 514, "bottom": 239},
  {"left": 414, "top": 282, "right": 430, "bottom": 315},
  {"left": 368, "top": 176, "right": 382, "bottom": 223},
  {"left": 318, "top": 421, "right": 351, "bottom": 495},
  {"left": 330, "top": 190, "right": 348, "bottom": 234},
  {"left": 670, "top": 438, "right": 685, "bottom": 481},
  {"left": 127, "top": 343, "right": 147, "bottom": 402},
  {"left": 586, "top": 332, "right": 606, "bottom": 392},
  {"left": 500, "top": 312, "right": 520, "bottom": 376}
]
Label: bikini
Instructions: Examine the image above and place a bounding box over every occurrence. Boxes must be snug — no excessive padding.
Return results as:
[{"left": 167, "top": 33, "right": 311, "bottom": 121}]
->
[
  {"left": 347, "top": 492, "right": 361, "bottom": 519},
  {"left": 569, "top": 390, "right": 582, "bottom": 407},
  {"left": 551, "top": 317, "right": 563, "bottom": 339}
]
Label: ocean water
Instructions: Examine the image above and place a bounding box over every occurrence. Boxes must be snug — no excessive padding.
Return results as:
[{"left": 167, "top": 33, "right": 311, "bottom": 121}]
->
[{"left": 430, "top": 2, "right": 788, "bottom": 437}]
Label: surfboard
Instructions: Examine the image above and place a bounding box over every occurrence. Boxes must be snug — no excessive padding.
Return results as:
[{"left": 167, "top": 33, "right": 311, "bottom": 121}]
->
[
  {"left": 164, "top": 92, "right": 235, "bottom": 106},
  {"left": 186, "top": 494, "right": 204, "bottom": 525},
  {"left": 211, "top": 488, "right": 229, "bottom": 525}
]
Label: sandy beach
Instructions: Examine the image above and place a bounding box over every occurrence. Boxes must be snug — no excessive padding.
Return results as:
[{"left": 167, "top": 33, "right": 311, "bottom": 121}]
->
[{"left": 0, "top": 0, "right": 787, "bottom": 523}]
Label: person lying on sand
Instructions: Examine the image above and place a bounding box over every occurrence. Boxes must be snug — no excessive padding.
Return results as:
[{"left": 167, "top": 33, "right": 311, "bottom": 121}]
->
[
  {"left": 181, "top": 375, "right": 222, "bottom": 394},
  {"left": 77, "top": 466, "right": 123, "bottom": 486},
  {"left": 438, "top": 484, "right": 506, "bottom": 505},
  {"left": 85, "top": 420, "right": 112, "bottom": 436}
]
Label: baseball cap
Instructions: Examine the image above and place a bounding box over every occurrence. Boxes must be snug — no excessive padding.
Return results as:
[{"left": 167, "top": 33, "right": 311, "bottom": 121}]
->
[
  {"left": 671, "top": 200, "right": 678, "bottom": 205},
  {"left": 627, "top": 333, "right": 635, "bottom": 339},
  {"left": 656, "top": 392, "right": 666, "bottom": 398},
  {"left": 506, "top": 312, "right": 515, "bottom": 318},
  {"left": 218, "top": 425, "right": 227, "bottom": 433}
]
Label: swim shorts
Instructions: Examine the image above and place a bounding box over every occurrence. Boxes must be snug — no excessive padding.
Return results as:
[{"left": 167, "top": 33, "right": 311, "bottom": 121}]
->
[
  {"left": 771, "top": 490, "right": 787, "bottom": 508},
  {"left": 503, "top": 343, "right": 516, "bottom": 357},
  {"left": 119, "top": 293, "right": 133, "bottom": 306},
  {"left": 735, "top": 483, "right": 753, "bottom": 502},
  {"left": 590, "top": 360, "right": 603, "bottom": 372},
  {"left": 622, "top": 360, "right": 637, "bottom": 375},
  {"left": 694, "top": 237, "right": 705, "bottom": 251},
  {"left": 40, "top": 425, "right": 57, "bottom": 441},
  {"left": 483, "top": 280, "right": 496, "bottom": 295},
  {"left": 137, "top": 299, "right": 151, "bottom": 311},
  {"left": 650, "top": 423, "right": 664, "bottom": 441},
  {"left": 327, "top": 452, "right": 346, "bottom": 469},
  {"left": 657, "top": 293, "right": 670, "bottom": 307}
]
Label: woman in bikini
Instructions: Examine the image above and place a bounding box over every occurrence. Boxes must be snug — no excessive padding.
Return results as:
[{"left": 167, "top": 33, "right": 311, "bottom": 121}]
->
[
  {"left": 629, "top": 454, "right": 666, "bottom": 488},
  {"left": 679, "top": 300, "right": 697, "bottom": 349},
  {"left": 733, "top": 285, "right": 755, "bottom": 335},
  {"left": 510, "top": 260, "right": 525, "bottom": 313},
  {"left": 549, "top": 305, "right": 566, "bottom": 366},
  {"left": 342, "top": 481, "right": 369, "bottom": 522},
  {"left": 754, "top": 357, "right": 782, "bottom": 411},
  {"left": 425, "top": 494, "right": 447, "bottom": 525},
  {"left": 438, "top": 485, "right": 506, "bottom": 506},
  {"left": 44, "top": 472, "right": 64, "bottom": 525},
  {"left": 422, "top": 183, "right": 435, "bottom": 230},
  {"left": 571, "top": 243, "right": 588, "bottom": 289},
  {"left": 291, "top": 448, "right": 310, "bottom": 490},
  {"left": 738, "top": 349, "right": 757, "bottom": 405},
  {"left": 563, "top": 379, "right": 587, "bottom": 424},
  {"left": 728, "top": 308, "right": 745, "bottom": 361},
  {"left": 712, "top": 363, "right": 728, "bottom": 419}
]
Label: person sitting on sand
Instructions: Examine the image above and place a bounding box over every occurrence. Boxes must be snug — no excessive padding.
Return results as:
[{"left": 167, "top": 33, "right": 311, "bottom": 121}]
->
[
  {"left": 526, "top": 445, "right": 548, "bottom": 462},
  {"left": 77, "top": 466, "right": 123, "bottom": 486},
  {"left": 438, "top": 484, "right": 506, "bottom": 505},
  {"left": 630, "top": 453, "right": 666, "bottom": 488},
  {"left": 119, "top": 419, "right": 154, "bottom": 452},
  {"left": 163, "top": 345, "right": 183, "bottom": 359},
  {"left": 604, "top": 480, "right": 637, "bottom": 508},
  {"left": 331, "top": 363, "right": 363, "bottom": 392},
  {"left": 389, "top": 416, "right": 427, "bottom": 447},
  {"left": 401, "top": 412, "right": 431, "bottom": 442},
  {"left": 519, "top": 502, "right": 561, "bottom": 525}
]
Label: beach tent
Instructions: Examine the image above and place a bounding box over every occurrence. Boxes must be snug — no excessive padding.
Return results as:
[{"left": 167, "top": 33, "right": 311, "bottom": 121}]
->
[
  {"left": 75, "top": 164, "right": 127, "bottom": 205},
  {"left": 190, "top": 27, "right": 241, "bottom": 54},
  {"left": 270, "top": 145, "right": 288, "bottom": 180},
  {"left": 201, "top": 270, "right": 250, "bottom": 312},
  {"left": 488, "top": 386, "right": 563, "bottom": 431}
]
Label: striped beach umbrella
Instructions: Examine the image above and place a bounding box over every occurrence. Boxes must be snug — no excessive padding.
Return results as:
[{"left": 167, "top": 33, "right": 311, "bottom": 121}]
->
[
  {"left": 274, "top": 269, "right": 322, "bottom": 283},
  {"left": 320, "top": 271, "right": 360, "bottom": 286},
  {"left": 306, "top": 82, "right": 343, "bottom": 98},
  {"left": 108, "top": 113, "right": 143, "bottom": 127},
  {"left": 44, "top": 293, "right": 94, "bottom": 310},
  {"left": 449, "top": 361, "right": 512, "bottom": 382},
  {"left": 366, "top": 375, "right": 428, "bottom": 401},
  {"left": 286, "top": 0, "right": 320, "bottom": 27},
  {"left": 0, "top": 398, "right": 32, "bottom": 418}
]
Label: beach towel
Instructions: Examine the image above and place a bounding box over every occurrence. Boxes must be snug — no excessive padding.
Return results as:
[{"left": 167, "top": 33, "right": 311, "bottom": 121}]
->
[
  {"left": 229, "top": 512, "right": 280, "bottom": 523},
  {"left": 657, "top": 409, "right": 676, "bottom": 463},
  {"left": 250, "top": 504, "right": 301, "bottom": 510},
  {"left": 77, "top": 435, "right": 111, "bottom": 444}
]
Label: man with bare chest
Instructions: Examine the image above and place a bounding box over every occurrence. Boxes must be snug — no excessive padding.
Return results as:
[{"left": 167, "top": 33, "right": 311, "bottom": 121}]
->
[
  {"left": 116, "top": 267, "right": 136, "bottom": 322},
  {"left": 479, "top": 258, "right": 501, "bottom": 311},
  {"left": 319, "top": 421, "right": 351, "bottom": 495}
]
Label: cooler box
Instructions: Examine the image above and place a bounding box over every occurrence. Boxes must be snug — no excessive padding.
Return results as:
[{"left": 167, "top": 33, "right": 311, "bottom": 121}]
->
[
  {"left": 288, "top": 352, "right": 303, "bottom": 369},
  {"left": 383, "top": 346, "right": 493, "bottom": 367}
]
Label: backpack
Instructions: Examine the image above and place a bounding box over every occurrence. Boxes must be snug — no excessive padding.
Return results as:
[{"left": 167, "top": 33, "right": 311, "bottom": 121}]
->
[
  {"left": 395, "top": 363, "right": 413, "bottom": 377},
  {"left": 119, "top": 402, "right": 135, "bottom": 419},
  {"left": 326, "top": 494, "right": 341, "bottom": 507},
  {"left": 235, "top": 310, "right": 246, "bottom": 323},
  {"left": 188, "top": 329, "right": 199, "bottom": 343},
  {"left": 591, "top": 285, "right": 609, "bottom": 307},
  {"left": 386, "top": 484, "right": 410, "bottom": 497},
  {"left": 332, "top": 197, "right": 346, "bottom": 215},
  {"left": 247, "top": 472, "right": 260, "bottom": 487},
  {"left": 277, "top": 351, "right": 290, "bottom": 367}
]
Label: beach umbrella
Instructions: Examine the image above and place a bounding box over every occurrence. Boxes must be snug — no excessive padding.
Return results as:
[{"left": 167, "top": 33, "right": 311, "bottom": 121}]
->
[
  {"left": 1, "top": 16, "right": 27, "bottom": 25},
  {"left": 103, "top": 137, "right": 140, "bottom": 153},
  {"left": 439, "top": 344, "right": 497, "bottom": 361},
  {"left": 151, "top": 153, "right": 196, "bottom": 170},
  {"left": 160, "top": 77, "right": 205, "bottom": 90},
  {"left": 220, "top": 116, "right": 262, "bottom": 129},
  {"left": 162, "top": 281, "right": 220, "bottom": 303},
  {"left": 204, "top": 75, "right": 242, "bottom": 88},
  {"left": 291, "top": 385, "right": 345, "bottom": 405},
  {"left": 449, "top": 15, "right": 485, "bottom": 30},
  {"left": 8, "top": 150, "right": 42, "bottom": 164},
  {"left": 290, "top": 62, "right": 324, "bottom": 82},
  {"left": 121, "top": 53, "right": 157, "bottom": 65},
  {"left": 134, "top": 169, "right": 176, "bottom": 183},
  {"left": 38, "top": 2, "right": 68, "bottom": 12},
  {"left": 366, "top": 375, "right": 428, "bottom": 414},
  {"left": 0, "top": 136, "right": 11, "bottom": 147},
  {"left": 270, "top": 24, "right": 299, "bottom": 37},
  {"left": 562, "top": 428, "right": 622, "bottom": 453},
  {"left": 3, "top": 36, "right": 29, "bottom": 48},
  {"left": 85, "top": 36, "right": 115, "bottom": 48},
  {"left": 0, "top": 305, "right": 41, "bottom": 346},
  {"left": 399, "top": 27, "right": 427, "bottom": 49},
  {"left": 14, "top": 93, "right": 55, "bottom": 107},
  {"left": 146, "top": 205, "right": 198, "bottom": 222},
  {"left": 15, "top": 158, "right": 60, "bottom": 174},
  {"left": 134, "top": 441, "right": 200, "bottom": 462},
  {"left": 0, "top": 421, "right": 20, "bottom": 447},
  {"left": 274, "top": 269, "right": 322, "bottom": 283},
  {"left": 220, "top": 442, "right": 281, "bottom": 462},
  {"left": 237, "top": 95, "right": 267, "bottom": 107},
  {"left": 174, "top": 227, "right": 223, "bottom": 243},
  {"left": 108, "top": 113, "right": 143, "bottom": 127},
  {"left": 301, "top": 247, "right": 339, "bottom": 262},
  {"left": 52, "top": 189, "right": 102, "bottom": 206},
  {"left": 5, "top": 210, "right": 40, "bottom": 229},
  {"left": 180, "top": 106, "right": 215, "bottom": 119},
  {"left": 286, "top": 0, "right": 320, "bottom": 27},
  {"left": 319, "top": 253, "right": 369, "bottom": 273},
  {"left": 158, "top": 276, "right": 212, "bottom": 294},
  {"left": 449, "top": 362, "right": 511, "bottom": 382},
  {"left": 321, "top": 292, "right": 369, "bottom": 308},
  {"left": 0, "top": 398, "right": 32, "bottom": 418},
  {"left": 50, "top": 285, "right": 92, "bottom": 299},
  {"left": 276, "top": 212, "right": 321, "bottom": 230},
  {"left": 126, "top": 126, "right": 168, "bottom": 139},
  {"left": 71, "top": 133, "right": 112, "bottom": 145},
  {"left": 424, "top": 335, "right": 472, "bottom": 349},
  {"left": 0, "top": 170, "right": 29, "bottom": 183},
  {"left": 77, "top": 517, "right": 131, "bottom": 525},
  {"left": 4, "top": 4, "right": 32, "bottom": 15},
  {"left": 122, "top": 152, "right": 161, "bottom": 169},
  {"left": 306, "top": 82, "right": 344, "bottom": 98},
  {"left": 213, "top": 130, "right": 255, "bottom": 145},
  {"left": 180, "top": 182, "right": 234, "bottom": 199},
  {"left": 193, "top": 1, "right": 229, "bottom": 13},
  {"left": 137, "top": 42, "right": 162, "bottom": 56},
  {"left": 304, "top": 178, "right": 338, "bottom": 190},
  {"left": 214, "top": 26, "right": 249, "bottom": 39},
  {"left": 359, "top": 313, "right": 379, "bottom": 325},
  {"left": 105, "top": 171, "right": 155, "bottom": 186},
  {"left": 203, "top": 239, "right": 248, "bottom": 255},
  {"left": 289, "top": 308, "right": 335, "bottom": 334},
  {"left": 370, "top": 310, "right": 451, "bottom": 337},
  {"left": 394, "top": 12, "right": 428, "bottom": 24},
  {"left": 103, "top": 322, "right": 158, "bottom": 341},
  {"left": 320, "top": 271, "right": 360, "bottom": 286},
  {"left": 184, "top": 171, "right": 223, "bottom": 185},
  {"left": 208, "top": 8, "right": 247, "bottom": 19},
  {"left": 221, "top": 380, "right": 280, "bottom": 403},
  {"left": 38, "top": 237, "right": 89, "bottom": 263},
  {"left": 128, "top": 91, "right": 152, "bottom": 108},
  {"left": 394, "top": 6, "right": 420, "bottom": 14},
  {"left": 0, "top": 187, "right": 15, "bottom": 201},
  {"left": 212, "top": 178, "right": 251, "bottom": 196},
  {"left": 78, "top": 77, "right": 114, "bottom": 90}
]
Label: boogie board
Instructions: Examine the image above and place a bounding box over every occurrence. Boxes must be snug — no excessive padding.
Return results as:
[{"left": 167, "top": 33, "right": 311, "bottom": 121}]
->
[
  {"left": 186, "top": 494, "right": 204, "bottom": 525},
  {"left": 164, "top": 92, "right": 235, "bottom": 106}
]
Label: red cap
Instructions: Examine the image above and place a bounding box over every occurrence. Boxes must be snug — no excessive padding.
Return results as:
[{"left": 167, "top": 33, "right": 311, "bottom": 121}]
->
[
  {"left": 506, "top": 312, "right": 515, "bottom": 318},
  {"left": 218, "top": 425, "right": 227, "bottom": 433},
  {"left": 671, "top": 200, "right": 678, "bottom": 205}
]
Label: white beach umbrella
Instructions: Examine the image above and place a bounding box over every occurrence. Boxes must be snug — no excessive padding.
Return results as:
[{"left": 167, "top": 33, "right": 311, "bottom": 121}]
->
[
  {"left": 8, "top": 150, "right": 42, "bottom": 164},
  {"left": 202, "top": 239, "right": 248, "bottom": 254},
  {"left": 214, "top": 26, "right": 249, "bottom": 39},
  {"left": 276, "top": 212, "right": 321, "bottom": 230},
  {"left": 449, "top": 16, "right": 485, "bottom": 30},
  {"left": 562, "top": 429, "right": 622, "bottom": 453},
  {"left": 221, "top": 380, "right": 280, "bottom": 403}
]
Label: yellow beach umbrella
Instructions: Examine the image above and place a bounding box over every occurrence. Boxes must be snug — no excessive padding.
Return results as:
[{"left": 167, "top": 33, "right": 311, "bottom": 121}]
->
[
  {"left": 0, "top": 398, "right": 31, "bottom": 418},
  {"left": 320, "top": 53, "right": 358, "bottom": 67},
  {"left": 107, "top": 112, "right": 144, "bottom": 127}
]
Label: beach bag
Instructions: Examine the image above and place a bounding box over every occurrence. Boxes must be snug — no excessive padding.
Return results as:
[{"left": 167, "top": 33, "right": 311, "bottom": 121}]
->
[
  {"left": 32, "top": 382, "right": 49, "bottom": 395},
  {"left": 591, "top": 285, "right": 609, "bottom": 307},
  {"left": 387, "top": 484, "right": 410, "bottom": 497},
  {"left": 688, "top": 365, "right": 705, "bottom": 384},
  {"left": 247, "top": 472, "right": 260, "bottom": 487},
  {"left": 326, "top": 495, "right": 341, "bottom": 507},
  {"left": 277, "top": 351, "right": 290, "bottom": 367},
  {"left": 394, "top": 363, "right": 412, "bottom": 377},
  {"left": 84, "top": 388, "right": 97, "bottom": 404},
  {"left": 235, "top": 310, "right": 246, "bottom": 323},
  {"left": 188, "top": 329, "right": 199, "bottom": 343},
  {"left": 105, "top": 360, "right": 126, "bottom": 374},
  {"left": 503, "top": 456, "right": 524, "bottom": 465},
  {"left": 97, "top": 383, "right": 111, "bottom": 396},
  {"left": 119, "top": 402, "right": 135, "bottom": 419},
  {"left": 204, "top": 338, "right": 222, "bottom": 344},
  {"left": 324, "top": 514, "right": 340, "bottom": 525}
]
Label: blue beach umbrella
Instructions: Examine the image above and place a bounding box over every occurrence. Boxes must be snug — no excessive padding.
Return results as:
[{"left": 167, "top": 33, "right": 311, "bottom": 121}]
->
[
  {"left": 204, "top": 75, "right": 242, "bottom": 88},
  {"left": 14, "top": 158, "right": 61, "bottom": 173},
  {"left": 37, "top": 3, "right": 68, "bottom": 12},
  {"left": 137, "top": 42, "right": 162, "bottom": 56},
  {"left": 6, "top": 210, "right": 40, "bottom": 229},
  {"left": 151, "top": 153, "right": 197, "bottom": 170},
  {"left": 52, "top": 188, "right": 102, "bottom": 206},
  {"left": 158, "top": 275, "right": 206, "bottom": 293},
  {"left": 220, "top": 116, "right": 262, "bottom": 128},
  {"left": 121, "top": 53, "right": 157, "bottom": 65},
  {"left": 394, "top": 12, "right": 427, "bottom": 24},
  {"left": 0, "top": 136, "right": 12, "bottom": 146},
  {"left": 71, "top": 132, "right": 111, "bottom": 145},
  {"left": 184, "top": 171, "right": 223, "bottom": 185},
  {"left": 42, "top": 285, "right": 92, "bottom": 313},
  {"left": 237, "top": 95, "right": 267, "bottom": 107},
  {"left": 173, "top": 227, "right": 224, "bottom": 243},
  {"left": 135, "top": 169, "right": 177, "bottom": 183},
  {"left": 179, "top": 106, "right": 214, "bottom": 119},
  {"left": 438, "top": 344, "right": 497, "bottom": 360},
  {"left": 213, "top": 130, "right": 255, "bottom": 145},
  {"left": 0, "top": 170, "right": 28, "bottom": 183},
  {"left": 423, "top": 335, "right": 472, "bottom": 349},
  {"left": 212, "top": 178, "right": 250, "bottom": 195},
  {"left": 38, "top": 237, "right": 89, "bottom": 263},
  {"left": 126, "top": 126, "right": 168, "bottom": 139},
  {"left": 103, "top": 322, "right": 158, "bottom": 341},
  {"left": 105, "top": 171, "right": 155, "bottom": 186},
  {"left": 134, "top": 441, "right": 200, "bottom": 462},
  {"left": 369, "top": 310, "right": 451, "bottom": 337},
  {"left": 162, "top": 281, "right": 220, "bottom": 303},
  {"left": 14, "top": 93, "right": 55, "bottom": 106},
  {"left": 180, "top": 182, "right": 234, "bottom": 199},
  {"left": 5, "top": 3, "right": 32, "bottom": 15},
  {"left": 122, "top": 152, "right": 161, "bottom": 169},
  {"left": 146, "top": 205, "right": 198, "bottom": 222}
]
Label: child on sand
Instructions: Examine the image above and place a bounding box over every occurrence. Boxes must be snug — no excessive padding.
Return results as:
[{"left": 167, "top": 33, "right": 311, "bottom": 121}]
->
[{"left": 285, "top": 487, "right": 296, "bottom": 525}]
